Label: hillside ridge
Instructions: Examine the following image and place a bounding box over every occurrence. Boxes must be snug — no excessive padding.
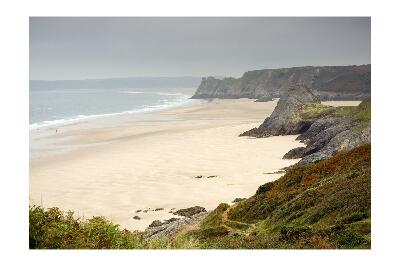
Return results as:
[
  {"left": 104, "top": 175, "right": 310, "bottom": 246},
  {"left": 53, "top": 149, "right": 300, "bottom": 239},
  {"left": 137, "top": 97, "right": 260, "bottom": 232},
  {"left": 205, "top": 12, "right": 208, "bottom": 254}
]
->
[{"left": 192, "top": 64, "right": 370, "bottom": 100}]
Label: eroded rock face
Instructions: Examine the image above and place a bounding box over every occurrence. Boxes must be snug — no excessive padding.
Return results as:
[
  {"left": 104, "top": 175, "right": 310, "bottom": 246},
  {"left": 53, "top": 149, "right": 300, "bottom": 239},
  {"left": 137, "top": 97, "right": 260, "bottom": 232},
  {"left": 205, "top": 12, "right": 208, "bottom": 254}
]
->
[
  {"left": 241, "top": 85, "right": 320, "bottom": 137},
  {"left": 283, "top": 100, "right": 371, "bottom": 164},
  {"left": 242, "top": 84, "right": 371, "bottom": 165},
  {"left": 192, "top": 65, "right": 371, "bottom": 101},
  {"left": 298, "top": 125, "right": 371, "bottom": 164}
]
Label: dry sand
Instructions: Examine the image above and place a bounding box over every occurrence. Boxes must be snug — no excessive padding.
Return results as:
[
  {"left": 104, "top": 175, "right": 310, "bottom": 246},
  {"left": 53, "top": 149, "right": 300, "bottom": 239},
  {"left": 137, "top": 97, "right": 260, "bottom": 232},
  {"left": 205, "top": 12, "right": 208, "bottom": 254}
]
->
[
  {"left": 322, "top": 100, "right": 361, "bottom": 107},
  {"left": 30, "top": 99, "right": 355, "bottom": 230}
]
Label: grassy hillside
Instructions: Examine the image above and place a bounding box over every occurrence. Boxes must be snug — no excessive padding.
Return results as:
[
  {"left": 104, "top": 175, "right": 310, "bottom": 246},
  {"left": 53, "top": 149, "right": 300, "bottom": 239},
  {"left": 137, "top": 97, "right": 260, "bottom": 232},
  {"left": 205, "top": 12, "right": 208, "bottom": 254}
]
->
[
  {"left": 300, "top": 98, "right": 371, "bottom": 123},
  {"left": 29, "top": 144, "right": 371, "bottom": 249},
  {"left": 178, "top": 144, "right": 371, "bottom": 249}
]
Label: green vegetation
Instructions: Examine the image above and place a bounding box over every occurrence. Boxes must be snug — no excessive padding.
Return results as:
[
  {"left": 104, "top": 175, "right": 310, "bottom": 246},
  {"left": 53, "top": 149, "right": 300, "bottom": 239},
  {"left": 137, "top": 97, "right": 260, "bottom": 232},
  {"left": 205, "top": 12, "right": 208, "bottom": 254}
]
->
[
  {"left": 30, "top": 206, "right": 144, "bottom": 249},
  {"left": 332, "top": 106, "right": 356, "bottom": 117},
  {"left": 299, "top": 103, "right": 335, "bottom": 120},
  {"left": 200, "top": 203, "right": 230, "bottom": 228},
  {"left": 332, "top": 98, "right": 371, "bottom": 122},
  {"left": 29, "top": 206, "right": 195, "bottom": 249},
  {"left": 178, "top": 144, "right": 371, "bottom": 249},
  {"left": 351, "top": 98, "right": 371, "bottom": 132},
  {"left": 256, "top": 182, "right": 274, "bottom": 195},
  {"left": 30, "top": 144, "right": 371, "bottom": 249},
  {"left": 300, "top": 98, "right": 371, "bottom": 124}
]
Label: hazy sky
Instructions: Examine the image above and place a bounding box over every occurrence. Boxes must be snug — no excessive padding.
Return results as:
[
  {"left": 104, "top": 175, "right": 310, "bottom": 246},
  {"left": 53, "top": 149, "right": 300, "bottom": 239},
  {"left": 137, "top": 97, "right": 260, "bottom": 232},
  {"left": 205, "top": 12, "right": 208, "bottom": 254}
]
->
[{"left": 30, "top": 17, "right": 371, "bottom": 80}]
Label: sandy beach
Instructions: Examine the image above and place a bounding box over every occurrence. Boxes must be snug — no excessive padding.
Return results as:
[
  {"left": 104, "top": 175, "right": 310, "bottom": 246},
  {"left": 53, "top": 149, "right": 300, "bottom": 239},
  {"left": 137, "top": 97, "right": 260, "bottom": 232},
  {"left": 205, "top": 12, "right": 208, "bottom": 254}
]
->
[{"left": 29, "top": 99, "right": 360, "bottom": 230}]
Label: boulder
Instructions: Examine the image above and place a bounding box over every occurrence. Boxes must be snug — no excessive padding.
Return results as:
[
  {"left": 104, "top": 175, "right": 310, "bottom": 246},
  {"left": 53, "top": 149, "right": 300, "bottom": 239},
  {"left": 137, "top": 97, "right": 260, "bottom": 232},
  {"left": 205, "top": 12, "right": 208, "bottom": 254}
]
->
[
  {"left": 145, "top": 213, "right": 206, "bottom": 238},
  {"left": 173, "top": 206, "right": 206, "bottom": 218}
]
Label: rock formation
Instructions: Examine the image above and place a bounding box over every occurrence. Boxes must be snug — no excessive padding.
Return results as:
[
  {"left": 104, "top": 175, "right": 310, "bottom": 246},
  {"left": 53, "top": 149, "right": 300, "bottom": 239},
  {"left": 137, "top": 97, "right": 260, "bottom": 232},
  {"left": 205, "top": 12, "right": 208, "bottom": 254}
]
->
[
  {"left": 241, "top": 85, "right": 320, "bottom": 137},
  {"left": 172, "top": 206, "right": 206, "bottom": 218},
  {"left": 240, "top": 82, "right": 371, "bottom": 164},
  {"left": 145, "top": 206, "right": 207, "bottom": 238},
  {"left": 192, "top": 65, "right": 371, "bottom": 100},
  {"left": 283, "top": 98, "right": 371, "bottom": 164}
]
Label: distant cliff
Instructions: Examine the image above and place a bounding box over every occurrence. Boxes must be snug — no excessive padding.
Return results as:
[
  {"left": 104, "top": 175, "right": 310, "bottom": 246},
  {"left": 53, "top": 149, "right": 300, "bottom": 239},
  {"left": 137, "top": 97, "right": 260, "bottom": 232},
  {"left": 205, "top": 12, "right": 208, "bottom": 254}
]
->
[{"left": 192, "top": 65, "right": 370, "bottom": 100}]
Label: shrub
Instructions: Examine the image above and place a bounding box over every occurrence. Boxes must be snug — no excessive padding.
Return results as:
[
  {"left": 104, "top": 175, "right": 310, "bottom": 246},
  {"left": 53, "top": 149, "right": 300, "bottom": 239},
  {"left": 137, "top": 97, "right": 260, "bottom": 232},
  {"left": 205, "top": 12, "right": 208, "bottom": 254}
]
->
[
  {"left": 29, "top": 205, "right": 146, "bottom": 249},
  {"left": 200, "top": 203, "right": 229, "bottom": 228},
  {"left": 256, "top": 182, "right": 274, "bottom": 195},
  {"left": 339, "top": 211, "right": 369, "bottom": 225}
]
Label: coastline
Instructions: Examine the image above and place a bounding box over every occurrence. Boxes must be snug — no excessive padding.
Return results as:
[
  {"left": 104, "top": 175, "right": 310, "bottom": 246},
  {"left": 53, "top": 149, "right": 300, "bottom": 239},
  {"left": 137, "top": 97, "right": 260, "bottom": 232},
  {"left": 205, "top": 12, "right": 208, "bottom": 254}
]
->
[{"left": 29, "top": 99, "right": 359, "bottom": 230}]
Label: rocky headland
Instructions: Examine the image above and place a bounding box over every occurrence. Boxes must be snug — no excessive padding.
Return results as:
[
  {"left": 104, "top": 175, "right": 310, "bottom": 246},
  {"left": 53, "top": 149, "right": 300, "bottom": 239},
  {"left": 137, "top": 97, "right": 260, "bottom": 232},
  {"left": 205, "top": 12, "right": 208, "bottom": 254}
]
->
[
  {"left": 192, "top": 65, "right": 370, "bottom": 101},
  {"left": 284, "top": 99, "right": 371, "bottom": 164},
  {"left": 240, "top": 85, "right": 370, "bottom": 164}
]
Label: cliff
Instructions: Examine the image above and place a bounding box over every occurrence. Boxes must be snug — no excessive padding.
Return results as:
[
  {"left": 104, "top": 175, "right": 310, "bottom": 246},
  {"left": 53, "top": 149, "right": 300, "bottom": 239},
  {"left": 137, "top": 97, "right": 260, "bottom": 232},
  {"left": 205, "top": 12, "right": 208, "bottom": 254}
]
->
[
  {"left": 192, "top": 65, "right": 371, "bottom": 100},
  {"left": 240, "top": 85, "right": 320, "bottom": 137},
  {"left": 240, "top": 84, "right": 371, "bottom": 164},
  {"left": 283, "top": 98, "right": 371, "bottom": 164}
]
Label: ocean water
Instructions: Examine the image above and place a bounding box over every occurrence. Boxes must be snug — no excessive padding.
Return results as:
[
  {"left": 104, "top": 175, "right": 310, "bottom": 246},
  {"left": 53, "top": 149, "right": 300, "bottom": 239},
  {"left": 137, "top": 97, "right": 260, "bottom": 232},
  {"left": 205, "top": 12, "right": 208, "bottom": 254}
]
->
[{"left": 29, "top": 87, "right": 196, "bottom": 129}]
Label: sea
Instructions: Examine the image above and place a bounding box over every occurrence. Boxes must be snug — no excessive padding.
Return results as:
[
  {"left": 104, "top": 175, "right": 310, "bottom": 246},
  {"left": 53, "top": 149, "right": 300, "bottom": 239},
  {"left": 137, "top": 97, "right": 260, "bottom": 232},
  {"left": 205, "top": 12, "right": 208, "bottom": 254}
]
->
[{"left": 29, "top": 87, "right": 197, "bottom": 130}]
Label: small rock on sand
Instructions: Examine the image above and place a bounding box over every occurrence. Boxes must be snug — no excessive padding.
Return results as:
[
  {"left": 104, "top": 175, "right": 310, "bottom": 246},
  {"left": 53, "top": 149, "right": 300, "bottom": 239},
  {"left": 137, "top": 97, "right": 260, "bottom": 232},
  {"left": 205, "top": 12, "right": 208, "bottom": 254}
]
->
[
  {"left": 173, "top": 206, "right": 206, "bottom": 218},
  {"left": 148, "top": 220, "right": 163, "bottom": 228},
  {"left": 232, "top": 198, "right": 246, "bottom": 203}
]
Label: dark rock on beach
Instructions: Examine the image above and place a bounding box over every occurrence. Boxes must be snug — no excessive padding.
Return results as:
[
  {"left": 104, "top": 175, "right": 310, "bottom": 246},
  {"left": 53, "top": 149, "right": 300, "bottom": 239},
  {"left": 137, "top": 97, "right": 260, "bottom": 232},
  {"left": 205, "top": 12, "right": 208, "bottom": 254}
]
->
[
  {"left": 148, "top": 220, "right": 163, "bottom": 228},
  {"left": 194, "top": 175, "right": 217, "bottom": 179},
  {"left": 263, "top": 170, "right": 286, "bottom": 174},
  {"left": 173, "top": 206, "right": 207, "bottom": 218},
  {"left": 232, "top": 198, "right": 246, "bottom": 203},
  {"left": 148, "top": 218, "right": 181, "bottom": 229}
]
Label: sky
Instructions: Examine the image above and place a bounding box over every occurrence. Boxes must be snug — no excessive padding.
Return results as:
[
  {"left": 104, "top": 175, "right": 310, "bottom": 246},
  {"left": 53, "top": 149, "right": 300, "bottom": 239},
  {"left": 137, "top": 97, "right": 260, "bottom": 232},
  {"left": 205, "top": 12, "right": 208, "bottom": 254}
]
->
[{"left": 30, "top": 17, "right": 371, "bottom": 80}]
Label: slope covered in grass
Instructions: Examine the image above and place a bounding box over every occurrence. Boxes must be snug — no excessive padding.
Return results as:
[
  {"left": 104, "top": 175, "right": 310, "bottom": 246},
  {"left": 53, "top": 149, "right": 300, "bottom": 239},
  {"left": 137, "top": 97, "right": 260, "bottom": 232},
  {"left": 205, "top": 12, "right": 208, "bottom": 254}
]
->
[{"left": 178, "top": 144, "right": 371, "bottom": 249}]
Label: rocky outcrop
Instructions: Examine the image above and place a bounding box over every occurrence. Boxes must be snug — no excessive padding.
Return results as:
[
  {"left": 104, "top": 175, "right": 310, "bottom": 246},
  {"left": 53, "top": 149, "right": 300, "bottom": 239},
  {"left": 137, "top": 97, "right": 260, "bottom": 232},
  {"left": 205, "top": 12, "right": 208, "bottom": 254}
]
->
[
  {"left": 240, "top": 80, "right": 371, "bottom": 164},
  {"left": 283, "top": 99, "right": 371, "bottom": 164},
  {"left": 241, "top": 85, "right": 320, "bottom": 137},
  {"left": 145, "top": 212, "right": 207, "bottom": 239},
  {"left": 295, "top": 124, "right": 370, "bottom": 164},
  {"left": 192, "top": 65, "right": 370, "bottom": 100},
  {"left": 172, "top": 206, "right": 206, "bottom": 218}
]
